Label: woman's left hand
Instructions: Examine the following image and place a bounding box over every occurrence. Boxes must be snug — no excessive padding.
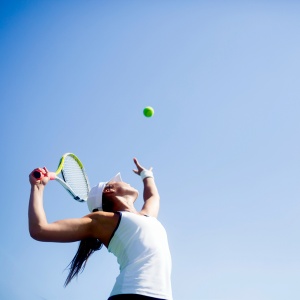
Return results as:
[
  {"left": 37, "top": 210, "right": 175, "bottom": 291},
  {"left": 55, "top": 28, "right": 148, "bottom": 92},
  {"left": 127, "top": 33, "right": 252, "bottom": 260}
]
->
[{"left": 133, "top": 157, "right": 152, "bottom": 175}]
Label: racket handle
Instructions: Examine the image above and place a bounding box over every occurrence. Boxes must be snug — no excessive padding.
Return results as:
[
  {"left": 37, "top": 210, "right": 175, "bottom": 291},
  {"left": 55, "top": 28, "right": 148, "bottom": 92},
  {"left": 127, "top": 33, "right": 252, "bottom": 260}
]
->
[
  {"left": 33, "top": 171, "right": 41, "bottom": 179},
  {"left": 32, "top": 171, "right": 56, "bottom": 180}
]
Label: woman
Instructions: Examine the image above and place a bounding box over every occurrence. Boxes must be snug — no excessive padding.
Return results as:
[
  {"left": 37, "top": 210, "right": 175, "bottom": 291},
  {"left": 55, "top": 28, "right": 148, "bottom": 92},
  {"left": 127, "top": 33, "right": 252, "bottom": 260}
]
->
[{"left": 28, "top": 158, "right": 173, "bottom": 300}]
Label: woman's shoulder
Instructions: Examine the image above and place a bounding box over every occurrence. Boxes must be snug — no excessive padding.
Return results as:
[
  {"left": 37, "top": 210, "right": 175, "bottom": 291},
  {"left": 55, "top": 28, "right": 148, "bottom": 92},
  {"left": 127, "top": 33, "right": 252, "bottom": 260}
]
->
[
  {"left": 85, "top": 211, "right": 121, "bottom": 247},
  {"left": 86, "top": 211, "right": 118, "bottom": 220},
  {"left": 83, "top": 211, "right": 121, "bottom": 229}
]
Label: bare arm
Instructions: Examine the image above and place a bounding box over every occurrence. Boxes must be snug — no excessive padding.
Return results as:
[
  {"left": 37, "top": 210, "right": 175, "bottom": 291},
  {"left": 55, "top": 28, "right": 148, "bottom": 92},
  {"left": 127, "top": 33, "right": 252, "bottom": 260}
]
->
[
  {"left": 133, "top": 158, "right": 160, "bottom": 218},
  {"left": 28, "top": 168, "right": 96, "bottom": 242}
]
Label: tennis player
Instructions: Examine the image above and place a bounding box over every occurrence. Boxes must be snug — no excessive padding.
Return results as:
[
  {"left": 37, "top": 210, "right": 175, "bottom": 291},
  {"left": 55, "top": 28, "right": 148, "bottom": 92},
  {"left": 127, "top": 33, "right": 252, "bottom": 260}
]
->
[{"left": 28, "top": 158, "right": 173, "bottom": 300}]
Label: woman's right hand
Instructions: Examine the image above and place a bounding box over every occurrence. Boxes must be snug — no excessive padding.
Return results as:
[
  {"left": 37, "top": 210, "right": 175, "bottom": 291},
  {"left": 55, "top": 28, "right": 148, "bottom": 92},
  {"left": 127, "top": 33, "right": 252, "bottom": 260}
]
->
[{"left": 29, "top": 167, "right": 50, "bottom": 186}]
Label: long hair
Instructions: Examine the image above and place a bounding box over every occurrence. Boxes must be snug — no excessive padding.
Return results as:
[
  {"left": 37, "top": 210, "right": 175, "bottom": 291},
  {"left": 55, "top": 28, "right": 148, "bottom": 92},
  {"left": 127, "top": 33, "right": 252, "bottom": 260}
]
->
[
  {"left": 64, "top": 192, "right": 114, "bottom": 286},
  {"left": 64, "top": 238, "right": 102, "bottom": 286}
]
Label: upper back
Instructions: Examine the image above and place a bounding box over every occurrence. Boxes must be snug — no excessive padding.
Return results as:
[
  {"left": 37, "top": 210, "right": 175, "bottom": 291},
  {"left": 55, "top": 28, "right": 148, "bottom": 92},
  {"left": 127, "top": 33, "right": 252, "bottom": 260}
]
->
[{"left": 89, "top": 211, "right": 121, "bottom": 248}]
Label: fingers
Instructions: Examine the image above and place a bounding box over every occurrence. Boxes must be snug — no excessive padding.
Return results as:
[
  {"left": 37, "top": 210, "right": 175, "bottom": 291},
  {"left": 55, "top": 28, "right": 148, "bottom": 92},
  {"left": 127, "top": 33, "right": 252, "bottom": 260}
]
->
[
  {"left": 29, "top": 168, "right": 42, "bottom": 185},
  {"left": 29, "top": 167, "right": 50, "bottom": 185},
  {"left": 133, "top": 157, "right": 140, "bottom": 167},
  {"left": 132, "top": 158, "right": 153, "bottom": 174},
  {"left": 34, "top": 167, "right": 47, "bottom": 178},
  {"left": 43, "top": 167, "right": 49, "bottom": 177},
  {"left": 30, "top": 168, "right": 42, "bottom": 178},
  {"left": 132, "top": 158, "right": 141, "bottom": 175}
]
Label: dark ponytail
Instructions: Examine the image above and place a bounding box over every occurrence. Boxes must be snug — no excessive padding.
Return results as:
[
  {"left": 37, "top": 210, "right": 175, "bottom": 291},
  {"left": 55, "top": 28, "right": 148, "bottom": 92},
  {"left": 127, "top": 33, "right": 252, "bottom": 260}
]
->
[
  {"left": 64, "top": 238, "right": 102, "bottom": 286},
  {"left": 64, "top": 192, "right": 114, "bottom": 286}
]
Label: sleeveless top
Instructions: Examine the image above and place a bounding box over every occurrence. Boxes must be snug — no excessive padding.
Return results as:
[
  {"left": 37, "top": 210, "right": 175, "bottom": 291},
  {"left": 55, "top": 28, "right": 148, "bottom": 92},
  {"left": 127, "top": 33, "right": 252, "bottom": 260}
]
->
[{"left": 108, "top": 211, "right": 173, "bottom": 300}]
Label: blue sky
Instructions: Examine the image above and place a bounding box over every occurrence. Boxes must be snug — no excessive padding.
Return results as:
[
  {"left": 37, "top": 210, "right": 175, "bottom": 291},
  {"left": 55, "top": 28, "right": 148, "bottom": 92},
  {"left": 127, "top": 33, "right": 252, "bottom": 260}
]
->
[{"left": 1, "top": 1, "right": 300, "bottom": 299}]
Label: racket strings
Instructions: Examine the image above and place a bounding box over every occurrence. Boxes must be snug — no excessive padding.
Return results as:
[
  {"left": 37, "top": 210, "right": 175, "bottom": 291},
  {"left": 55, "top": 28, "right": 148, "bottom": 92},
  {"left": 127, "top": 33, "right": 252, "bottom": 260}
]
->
[{"left": 62, "top": 156, "right": 90, "bottom": 200}]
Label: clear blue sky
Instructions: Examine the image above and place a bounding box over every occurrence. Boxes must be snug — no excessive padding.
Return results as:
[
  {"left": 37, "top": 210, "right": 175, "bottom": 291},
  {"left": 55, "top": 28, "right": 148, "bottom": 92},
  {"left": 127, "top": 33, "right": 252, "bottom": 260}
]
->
[{"left": 1, "top": 1, "right": 300, "bottom": 299}]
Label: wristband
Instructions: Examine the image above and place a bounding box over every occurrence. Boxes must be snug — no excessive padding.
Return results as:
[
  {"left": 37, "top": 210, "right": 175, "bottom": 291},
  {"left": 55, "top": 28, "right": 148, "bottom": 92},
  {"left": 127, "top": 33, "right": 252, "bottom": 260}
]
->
[{"left": 140, "top": 170, "right": 154, "bottom": 180}]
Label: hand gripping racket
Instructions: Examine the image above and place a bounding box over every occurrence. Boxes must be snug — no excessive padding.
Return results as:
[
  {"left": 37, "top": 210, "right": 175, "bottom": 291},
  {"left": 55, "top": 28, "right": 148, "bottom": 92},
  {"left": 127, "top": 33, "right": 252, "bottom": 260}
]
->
[{"left": 33, "top": 153, "right": 90, "bottom": 202}]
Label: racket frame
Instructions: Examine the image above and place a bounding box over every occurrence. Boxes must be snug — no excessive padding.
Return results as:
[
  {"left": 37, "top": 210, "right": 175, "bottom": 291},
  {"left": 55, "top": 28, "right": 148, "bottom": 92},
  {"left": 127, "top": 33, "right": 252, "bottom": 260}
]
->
[
  {"left": 54, "top": 153, "right": 90, "bottom": 202},
  {"left": 33, "top": 153, "right": 90, "bottom": 202}
]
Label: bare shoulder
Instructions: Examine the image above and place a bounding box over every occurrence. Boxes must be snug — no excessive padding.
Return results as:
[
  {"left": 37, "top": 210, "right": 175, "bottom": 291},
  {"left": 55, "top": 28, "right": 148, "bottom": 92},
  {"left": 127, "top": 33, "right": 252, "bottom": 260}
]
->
[
  {"left": 84, "top": 211, "right": 121, "bottom": 247},
  {"left": 85, "top": 211, "right": 116, "bottom": 220},
  {"left": 85, "top": 211, "right": 120, "bottom": 229},
  {"left": 139, "top": 209, "right": 158, "bottom": 218}
]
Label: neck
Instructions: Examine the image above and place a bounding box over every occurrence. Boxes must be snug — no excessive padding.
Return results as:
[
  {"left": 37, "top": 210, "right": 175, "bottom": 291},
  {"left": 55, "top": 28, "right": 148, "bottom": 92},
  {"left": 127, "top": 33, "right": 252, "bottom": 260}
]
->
[{"left": 113, "top": 195, "right": 138, "bottom": 213}]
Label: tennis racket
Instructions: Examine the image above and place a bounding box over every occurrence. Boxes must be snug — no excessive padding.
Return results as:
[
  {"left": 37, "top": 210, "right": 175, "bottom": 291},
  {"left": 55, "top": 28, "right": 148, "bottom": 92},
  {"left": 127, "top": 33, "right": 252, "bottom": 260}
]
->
[{"left": 33, "top": 153, "right": 90, "bottom": 202}]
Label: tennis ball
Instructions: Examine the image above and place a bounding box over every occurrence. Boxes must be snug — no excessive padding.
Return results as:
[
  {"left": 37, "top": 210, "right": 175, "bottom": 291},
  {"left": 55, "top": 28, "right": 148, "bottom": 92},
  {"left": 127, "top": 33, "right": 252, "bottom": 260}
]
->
[{"left": 143, "top": 106, "right": 154, "bottom": 118}]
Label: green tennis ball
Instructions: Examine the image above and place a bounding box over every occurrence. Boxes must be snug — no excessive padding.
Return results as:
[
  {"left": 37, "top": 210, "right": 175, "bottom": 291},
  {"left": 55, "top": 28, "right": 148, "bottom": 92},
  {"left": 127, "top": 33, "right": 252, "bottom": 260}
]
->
[{"left": 143, "top": 106, "right": 154, "bottom": 118}]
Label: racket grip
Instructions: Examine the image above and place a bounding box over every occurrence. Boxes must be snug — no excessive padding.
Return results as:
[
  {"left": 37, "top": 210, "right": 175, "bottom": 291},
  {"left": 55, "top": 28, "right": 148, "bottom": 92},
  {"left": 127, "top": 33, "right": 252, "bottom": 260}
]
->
[
  {"left": 48, "top": 172, "right": 56, "bottom": 180},
  {"left": 33, "top": 171, "right": 41, "bottom": 179},
  {"left": 32, "top": 171, "right": 56, "bottom": 180}
]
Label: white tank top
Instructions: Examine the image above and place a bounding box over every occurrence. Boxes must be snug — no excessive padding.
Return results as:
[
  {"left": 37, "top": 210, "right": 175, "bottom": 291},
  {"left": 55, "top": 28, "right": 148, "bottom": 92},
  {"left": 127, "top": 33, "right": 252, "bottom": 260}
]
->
[{"left": 108, "top": 211, "right": 173, "bottom": 300}]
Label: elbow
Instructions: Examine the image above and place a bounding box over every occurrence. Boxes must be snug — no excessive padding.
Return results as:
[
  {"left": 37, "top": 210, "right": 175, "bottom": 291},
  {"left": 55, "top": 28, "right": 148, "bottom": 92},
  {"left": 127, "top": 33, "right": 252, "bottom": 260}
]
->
[
  {"left": 29, "top": 228, "right": 41, "bottom": 241},
  {"left": 29, "top": 226, "right": 45, "bottom": 241}
]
